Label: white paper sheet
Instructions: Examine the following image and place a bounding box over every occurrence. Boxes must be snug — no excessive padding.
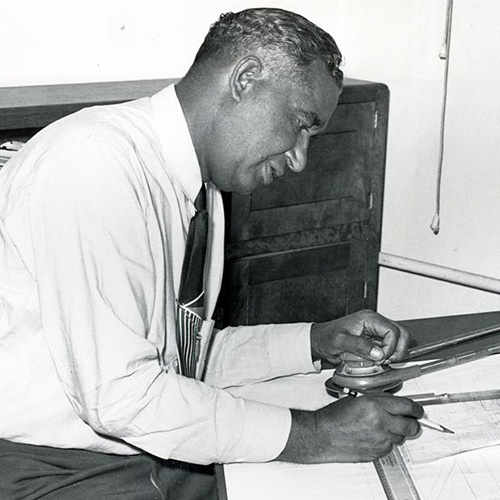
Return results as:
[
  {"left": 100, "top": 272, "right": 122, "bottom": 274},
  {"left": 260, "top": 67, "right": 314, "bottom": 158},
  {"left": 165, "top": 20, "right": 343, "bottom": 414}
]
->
[
  {"left": 399, "top": 355, "right": 500, "bottom": 463},
  {"left": 224, "top": 354, "right": 500, "bottom": 500},
  {"left": 405, "top": 445, "right": 500, "bottom": 500},
  {"left": 225, "top": 460, "right": 387, "bottom": 500}
]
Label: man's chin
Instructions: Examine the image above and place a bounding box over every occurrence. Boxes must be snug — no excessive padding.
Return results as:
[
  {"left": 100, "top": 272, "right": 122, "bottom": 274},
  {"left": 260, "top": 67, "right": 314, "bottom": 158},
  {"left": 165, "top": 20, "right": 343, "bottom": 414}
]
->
[
  {"left": 231, "top": 181, "right": 260, "bottom": 196},
  {"left": 234, "top": 187, "right": 255, "bottom": 195},
  {"left": 215, "top": 176, "right": 261, "bottom": 195}
]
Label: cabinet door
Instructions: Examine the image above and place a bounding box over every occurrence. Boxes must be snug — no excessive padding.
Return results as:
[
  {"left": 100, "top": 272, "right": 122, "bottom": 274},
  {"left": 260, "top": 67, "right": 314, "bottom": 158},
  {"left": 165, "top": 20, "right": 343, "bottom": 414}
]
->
[{"left": 221, "top": 240, "right": 368, "bottom": 326}]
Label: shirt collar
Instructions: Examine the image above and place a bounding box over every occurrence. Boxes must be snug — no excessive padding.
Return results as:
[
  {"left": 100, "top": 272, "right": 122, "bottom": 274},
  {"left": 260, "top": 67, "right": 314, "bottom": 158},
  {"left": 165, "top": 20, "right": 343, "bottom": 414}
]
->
[{"left": 151, "top": 84, "right": 202, "bottom": 204}]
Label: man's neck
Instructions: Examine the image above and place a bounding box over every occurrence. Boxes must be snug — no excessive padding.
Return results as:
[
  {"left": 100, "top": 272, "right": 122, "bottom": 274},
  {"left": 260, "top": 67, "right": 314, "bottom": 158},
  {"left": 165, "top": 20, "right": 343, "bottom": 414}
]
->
[{"left": 175, "top": 77, "right": 220, "bottom": 183}]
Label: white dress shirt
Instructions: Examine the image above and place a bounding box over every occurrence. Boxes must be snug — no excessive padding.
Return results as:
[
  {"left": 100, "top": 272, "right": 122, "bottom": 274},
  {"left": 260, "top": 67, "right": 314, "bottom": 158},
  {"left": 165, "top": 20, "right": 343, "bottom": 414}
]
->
[{"left": 0, "top": 85, "right": 319, "bottom": 465}]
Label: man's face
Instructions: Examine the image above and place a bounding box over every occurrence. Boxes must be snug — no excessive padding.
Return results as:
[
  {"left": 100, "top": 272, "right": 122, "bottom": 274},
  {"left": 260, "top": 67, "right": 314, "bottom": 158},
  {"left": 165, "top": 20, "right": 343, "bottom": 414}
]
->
[{"left": 206, "top": 60, "right": 341, "bottom": 194}]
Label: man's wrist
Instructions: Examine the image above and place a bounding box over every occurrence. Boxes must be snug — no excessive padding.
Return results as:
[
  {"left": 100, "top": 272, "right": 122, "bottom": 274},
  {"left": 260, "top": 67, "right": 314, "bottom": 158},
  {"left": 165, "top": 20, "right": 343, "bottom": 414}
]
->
[{"left": 276, "top": 408, "right": 315, "bottom": 463}]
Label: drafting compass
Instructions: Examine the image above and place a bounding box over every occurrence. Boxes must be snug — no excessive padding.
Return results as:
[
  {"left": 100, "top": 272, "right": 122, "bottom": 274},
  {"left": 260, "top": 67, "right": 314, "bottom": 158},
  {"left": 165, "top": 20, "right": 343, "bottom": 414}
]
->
[
  {"left": 323, "top": 320, "right": 500, "bottom": 500},
  {"left": 325, "top": 322, "right": 500, "bottom": 398}
]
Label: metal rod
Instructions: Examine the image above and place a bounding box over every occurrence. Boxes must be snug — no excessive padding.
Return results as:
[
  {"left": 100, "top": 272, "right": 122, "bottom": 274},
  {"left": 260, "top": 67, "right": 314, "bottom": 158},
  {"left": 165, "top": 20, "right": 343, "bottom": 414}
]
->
[
  {"left": 405, "top": 389, "right": 500, "bottom": 405},
  {"left": 417, "top": 343, "right": 500, "bottom": 375},
  {"left": 379, "top": 252, "right": 500, "bottom": 294}
]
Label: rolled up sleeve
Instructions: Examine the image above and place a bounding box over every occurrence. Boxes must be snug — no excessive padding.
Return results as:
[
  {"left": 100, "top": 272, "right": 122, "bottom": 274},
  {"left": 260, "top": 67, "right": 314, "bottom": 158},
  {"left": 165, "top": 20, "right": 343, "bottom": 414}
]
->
[{"left": 204, "top": 323, "right": 320, "bottom": 389}]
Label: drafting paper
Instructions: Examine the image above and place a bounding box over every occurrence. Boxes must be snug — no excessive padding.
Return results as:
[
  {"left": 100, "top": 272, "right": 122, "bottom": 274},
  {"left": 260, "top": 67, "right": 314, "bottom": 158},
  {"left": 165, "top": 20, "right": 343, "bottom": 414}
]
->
[
  {"left": 399, "top": 355, "right": 500, "bottom": 463},
  {"left": 224, "top": 355, "right": 500, "bottom": 500}
]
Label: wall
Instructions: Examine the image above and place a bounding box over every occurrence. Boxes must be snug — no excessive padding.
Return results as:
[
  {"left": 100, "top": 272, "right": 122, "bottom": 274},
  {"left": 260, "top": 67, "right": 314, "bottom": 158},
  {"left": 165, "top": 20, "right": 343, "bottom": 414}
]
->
[
  {"left": 2, "top": 0, "right": 336, "bottom": 87},
  {"left": 329, "top": 1, "right": 500, "bottom": 320},
  {"left": 4, "top": 0, "right": 500, "bottom": 320}
]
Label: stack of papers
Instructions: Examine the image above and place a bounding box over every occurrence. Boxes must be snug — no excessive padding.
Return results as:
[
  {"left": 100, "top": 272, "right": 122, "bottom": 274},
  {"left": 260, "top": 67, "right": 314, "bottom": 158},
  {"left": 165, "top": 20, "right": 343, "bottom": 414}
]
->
[{"left": 0, "top": 140, "right": 24, "bottom": 169}]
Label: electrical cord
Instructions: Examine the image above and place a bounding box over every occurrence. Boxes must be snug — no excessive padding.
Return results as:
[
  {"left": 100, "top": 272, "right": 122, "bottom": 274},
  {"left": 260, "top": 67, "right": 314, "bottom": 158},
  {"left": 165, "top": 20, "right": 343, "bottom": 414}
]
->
[{"left": 431, "top": 0, "right": 454, "bottom": 235}]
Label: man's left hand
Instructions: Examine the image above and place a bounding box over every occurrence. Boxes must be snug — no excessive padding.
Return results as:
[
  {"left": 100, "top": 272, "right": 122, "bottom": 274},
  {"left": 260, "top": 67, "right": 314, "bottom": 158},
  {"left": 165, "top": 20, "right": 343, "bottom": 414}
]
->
[{"left": 310, "top": 310, "right": 411, "bottom": 366}]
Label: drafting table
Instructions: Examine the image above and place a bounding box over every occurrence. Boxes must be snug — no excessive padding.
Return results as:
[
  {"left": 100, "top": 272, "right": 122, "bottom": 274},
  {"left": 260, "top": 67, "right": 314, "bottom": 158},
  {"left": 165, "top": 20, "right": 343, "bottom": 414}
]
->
[{"left": 217, "top": 310, "right": 500, "bottom": 500}]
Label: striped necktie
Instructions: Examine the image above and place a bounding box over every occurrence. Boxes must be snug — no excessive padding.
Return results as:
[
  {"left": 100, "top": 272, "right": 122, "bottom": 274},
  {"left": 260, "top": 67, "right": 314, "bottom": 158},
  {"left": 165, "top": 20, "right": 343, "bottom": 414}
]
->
[{"left": 176, "top": 186, "right": 208, "bottom": 378}]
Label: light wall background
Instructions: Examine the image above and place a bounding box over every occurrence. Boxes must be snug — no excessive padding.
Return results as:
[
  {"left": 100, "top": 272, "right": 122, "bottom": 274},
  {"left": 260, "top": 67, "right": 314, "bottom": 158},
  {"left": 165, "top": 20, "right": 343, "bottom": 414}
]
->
[{"left": 3, "top": 0, "right": 500, "bottom": 321}]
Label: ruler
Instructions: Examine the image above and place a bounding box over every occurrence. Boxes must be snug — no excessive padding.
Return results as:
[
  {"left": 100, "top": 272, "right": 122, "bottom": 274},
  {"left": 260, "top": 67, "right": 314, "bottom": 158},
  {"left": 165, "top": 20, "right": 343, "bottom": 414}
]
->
[{"left": 374, "top": 446, "right": 421, "bottom": 500}]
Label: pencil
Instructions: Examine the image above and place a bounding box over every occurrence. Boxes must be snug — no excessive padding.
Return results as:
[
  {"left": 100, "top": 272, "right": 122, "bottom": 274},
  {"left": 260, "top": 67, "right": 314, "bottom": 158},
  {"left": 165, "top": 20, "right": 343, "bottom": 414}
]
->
[{"left": 419, "top": 417, "right": 454, "bottom": 434}]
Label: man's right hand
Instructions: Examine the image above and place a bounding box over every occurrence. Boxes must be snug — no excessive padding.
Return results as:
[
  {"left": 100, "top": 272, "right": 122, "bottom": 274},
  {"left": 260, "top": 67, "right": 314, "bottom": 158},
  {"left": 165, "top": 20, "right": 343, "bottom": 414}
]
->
[{"left": 276, "top": 393, "right": 423, "bottom": 463}]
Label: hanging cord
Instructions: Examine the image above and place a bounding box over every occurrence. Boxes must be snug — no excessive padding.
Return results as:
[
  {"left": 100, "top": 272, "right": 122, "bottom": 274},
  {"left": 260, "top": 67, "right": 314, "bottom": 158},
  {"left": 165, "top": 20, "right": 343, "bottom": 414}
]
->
[{"left": 431, "top": 0, "right": 454, "bottom": 235}]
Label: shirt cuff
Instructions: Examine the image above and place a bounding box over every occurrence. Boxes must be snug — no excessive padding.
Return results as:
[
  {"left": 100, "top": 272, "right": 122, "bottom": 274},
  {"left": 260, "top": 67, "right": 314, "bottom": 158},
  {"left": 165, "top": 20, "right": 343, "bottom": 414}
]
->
[
  {"left": 223, "top": 399, "right": 292, "bottom": 463},
  {"left": 268, "top": 323, "right": 321, "bottom": 376}
]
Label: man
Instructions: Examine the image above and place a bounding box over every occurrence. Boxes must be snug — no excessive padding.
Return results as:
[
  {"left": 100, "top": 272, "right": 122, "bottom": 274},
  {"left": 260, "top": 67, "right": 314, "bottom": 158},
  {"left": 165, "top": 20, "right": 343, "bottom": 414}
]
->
[{"left": 0, "top": 7, "right": 422, "bottom": 499}]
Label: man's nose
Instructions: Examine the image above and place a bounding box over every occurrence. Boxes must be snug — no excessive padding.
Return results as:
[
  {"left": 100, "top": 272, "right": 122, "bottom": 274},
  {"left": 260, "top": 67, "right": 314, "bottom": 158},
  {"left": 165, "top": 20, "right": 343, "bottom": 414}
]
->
[{"left": 285, "top": 131, "right": 309, "bottom": 173}]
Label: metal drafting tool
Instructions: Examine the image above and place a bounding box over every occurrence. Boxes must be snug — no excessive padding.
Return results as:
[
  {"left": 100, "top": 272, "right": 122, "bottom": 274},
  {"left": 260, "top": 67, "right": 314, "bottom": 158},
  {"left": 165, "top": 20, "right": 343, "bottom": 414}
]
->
[
  {"left": 374, "top": 447, "right": 421, "bottom": 500},
  {"left": 404, "top": 388, "right": 500, "bottom": 405},
  {"left": 325, "top": 342, "right": 500, "bottom": 397},
  {"left": 323, "top": 323, "right": 500, "bottom": 499}
]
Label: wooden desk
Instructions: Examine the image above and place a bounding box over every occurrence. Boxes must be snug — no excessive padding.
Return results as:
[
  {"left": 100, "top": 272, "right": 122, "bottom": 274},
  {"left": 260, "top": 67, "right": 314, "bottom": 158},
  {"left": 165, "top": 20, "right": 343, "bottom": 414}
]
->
[{"left": 218, "top": 310, "right": 500, "bottom": 500}]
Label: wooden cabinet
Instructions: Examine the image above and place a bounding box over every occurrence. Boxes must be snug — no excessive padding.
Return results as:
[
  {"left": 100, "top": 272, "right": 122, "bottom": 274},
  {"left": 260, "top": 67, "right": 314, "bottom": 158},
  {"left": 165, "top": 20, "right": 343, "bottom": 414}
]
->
[
  {"left": 0, "top": 77, "right": 388, "bottom": 328},
  {"left": 216, "top": 78, "right": 389, "bottom": 326},
  {"left": 0, "top": 79, "right": 178, "bottom": 150}
]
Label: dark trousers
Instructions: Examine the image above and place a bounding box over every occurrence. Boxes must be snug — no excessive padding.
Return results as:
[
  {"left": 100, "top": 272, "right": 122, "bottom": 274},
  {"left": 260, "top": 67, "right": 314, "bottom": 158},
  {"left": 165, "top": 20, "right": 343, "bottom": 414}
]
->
[{"left": 0, "top": 440, "right": 218, "bottom": 500}]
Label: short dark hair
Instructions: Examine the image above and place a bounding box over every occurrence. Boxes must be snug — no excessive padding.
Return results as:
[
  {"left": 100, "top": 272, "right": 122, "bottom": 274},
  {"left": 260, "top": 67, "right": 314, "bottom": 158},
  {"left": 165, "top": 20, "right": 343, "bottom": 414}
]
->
[{"left": 193, "top": 8, "right": 343, "bottom": 87}]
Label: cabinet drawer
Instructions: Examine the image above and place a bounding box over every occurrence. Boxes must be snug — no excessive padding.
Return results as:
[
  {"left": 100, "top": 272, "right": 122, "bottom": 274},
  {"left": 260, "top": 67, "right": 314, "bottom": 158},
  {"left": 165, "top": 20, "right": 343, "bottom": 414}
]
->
[{"left": 221, "top": 240, "right": 368, "bottom": 326}]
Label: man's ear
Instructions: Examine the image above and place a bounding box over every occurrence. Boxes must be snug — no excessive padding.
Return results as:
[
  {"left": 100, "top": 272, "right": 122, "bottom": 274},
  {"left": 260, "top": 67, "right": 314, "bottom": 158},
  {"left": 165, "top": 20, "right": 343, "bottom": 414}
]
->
[{"left": 230, "top": 56, "right": 263, "bottom": 103}]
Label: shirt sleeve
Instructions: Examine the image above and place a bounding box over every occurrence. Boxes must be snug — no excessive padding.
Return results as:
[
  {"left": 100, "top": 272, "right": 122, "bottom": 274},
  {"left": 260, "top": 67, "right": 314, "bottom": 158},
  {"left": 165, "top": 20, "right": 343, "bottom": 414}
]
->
[
  {"left": 204, "top": 323, "right": 321, "bottom": 389},
  {"left": 27, "top": 124, "right": 291, "bottom": 464}
]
